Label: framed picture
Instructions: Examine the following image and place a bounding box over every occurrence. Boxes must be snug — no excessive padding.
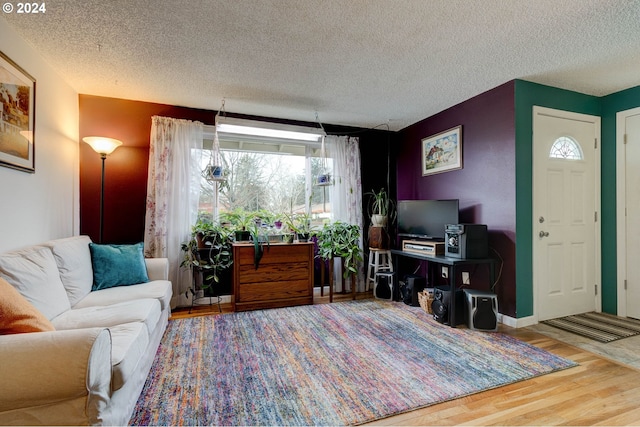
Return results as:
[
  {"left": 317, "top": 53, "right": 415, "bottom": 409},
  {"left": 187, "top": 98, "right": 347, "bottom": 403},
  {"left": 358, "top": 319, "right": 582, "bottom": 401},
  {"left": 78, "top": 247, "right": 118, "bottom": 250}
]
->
[
  {"left": 421, "top": 125, "right": 462, "bottom": 176},
  {"left": 0, "top": 50, "right": 35, "bottom": 173}
]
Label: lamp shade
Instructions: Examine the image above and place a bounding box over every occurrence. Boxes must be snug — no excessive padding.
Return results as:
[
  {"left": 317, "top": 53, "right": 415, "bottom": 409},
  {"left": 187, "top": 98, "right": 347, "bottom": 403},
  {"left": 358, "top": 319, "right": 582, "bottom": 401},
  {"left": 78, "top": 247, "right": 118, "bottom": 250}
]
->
[{"left": 83, "top": 136, "right": 123, "bottom": 155}]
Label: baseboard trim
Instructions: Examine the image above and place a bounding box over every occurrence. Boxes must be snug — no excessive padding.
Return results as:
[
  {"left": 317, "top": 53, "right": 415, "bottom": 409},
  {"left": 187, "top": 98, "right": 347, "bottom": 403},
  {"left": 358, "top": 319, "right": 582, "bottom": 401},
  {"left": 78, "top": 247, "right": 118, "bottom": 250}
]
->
[{"left": 499, "top": 313, "right": 537, "bottom": 328}]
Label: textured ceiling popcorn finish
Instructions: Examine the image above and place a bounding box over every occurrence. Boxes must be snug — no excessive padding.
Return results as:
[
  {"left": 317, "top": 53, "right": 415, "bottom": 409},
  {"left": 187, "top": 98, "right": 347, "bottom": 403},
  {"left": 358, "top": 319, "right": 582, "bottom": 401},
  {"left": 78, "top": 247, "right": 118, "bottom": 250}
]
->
[{"left": 3, "top": 0, "right": 640, "bottom": 131}]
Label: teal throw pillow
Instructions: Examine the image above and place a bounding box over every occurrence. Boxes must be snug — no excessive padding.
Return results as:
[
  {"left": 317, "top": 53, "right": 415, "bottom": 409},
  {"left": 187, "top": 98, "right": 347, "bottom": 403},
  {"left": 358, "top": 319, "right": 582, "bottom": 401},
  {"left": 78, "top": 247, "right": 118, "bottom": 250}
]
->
[{"left": 89, "top": 242, "right": 149, "bottom": 290}]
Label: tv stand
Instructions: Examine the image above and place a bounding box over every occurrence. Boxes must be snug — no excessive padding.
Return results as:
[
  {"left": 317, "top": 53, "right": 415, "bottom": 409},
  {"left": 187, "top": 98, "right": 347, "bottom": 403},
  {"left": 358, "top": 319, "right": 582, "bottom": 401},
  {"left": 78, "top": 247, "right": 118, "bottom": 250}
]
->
[{"left": 391, "top": 249, "right": 496, "bottom": 328}]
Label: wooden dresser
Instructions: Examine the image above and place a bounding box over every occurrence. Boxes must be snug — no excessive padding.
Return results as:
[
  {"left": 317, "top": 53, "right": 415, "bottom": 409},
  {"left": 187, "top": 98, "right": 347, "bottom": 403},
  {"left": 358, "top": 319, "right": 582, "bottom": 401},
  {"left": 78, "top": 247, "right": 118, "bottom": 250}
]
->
[{"left": 232, "top": 242, "right": 314, "bottom": 311}]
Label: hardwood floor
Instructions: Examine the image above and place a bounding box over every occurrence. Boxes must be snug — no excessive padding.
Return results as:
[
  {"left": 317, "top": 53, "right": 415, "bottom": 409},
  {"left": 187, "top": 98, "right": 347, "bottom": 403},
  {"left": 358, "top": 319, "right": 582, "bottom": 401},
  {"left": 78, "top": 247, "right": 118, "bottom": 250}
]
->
[{"left": 170, "top": 294, "right": 640, "bottom": 426}]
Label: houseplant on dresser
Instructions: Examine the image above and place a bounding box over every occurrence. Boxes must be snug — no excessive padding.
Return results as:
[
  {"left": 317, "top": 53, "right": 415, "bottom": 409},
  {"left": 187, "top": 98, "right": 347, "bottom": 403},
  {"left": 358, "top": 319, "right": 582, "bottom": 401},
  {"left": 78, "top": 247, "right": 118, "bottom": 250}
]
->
[{"left": 285, "top": 212, "right": 313, "bottom": 242}]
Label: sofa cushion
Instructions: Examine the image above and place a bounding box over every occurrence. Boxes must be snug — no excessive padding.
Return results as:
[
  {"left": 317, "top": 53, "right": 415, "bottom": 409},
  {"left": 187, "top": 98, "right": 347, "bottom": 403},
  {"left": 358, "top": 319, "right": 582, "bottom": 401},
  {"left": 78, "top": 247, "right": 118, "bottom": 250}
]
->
[
  {"left": 51, "top": 299, "right": 161, "bottom": 333},
  {"left": 109, "top": 322, "right": 150, "bottom": 391},
  {"left": 89, "top": 243, "right": 149, "bottom": 290},
  {"left": 45, "top": 236, "right": 94, "bottom": 306},
  {"left": 0, "top": 277, "right": 55, "bottom": 334},
  {"left": 74, "top": 280, "right": 173, "bottom": 311},
  {"left": 0, "top": 246, "right": 71, "bottom": 320}
]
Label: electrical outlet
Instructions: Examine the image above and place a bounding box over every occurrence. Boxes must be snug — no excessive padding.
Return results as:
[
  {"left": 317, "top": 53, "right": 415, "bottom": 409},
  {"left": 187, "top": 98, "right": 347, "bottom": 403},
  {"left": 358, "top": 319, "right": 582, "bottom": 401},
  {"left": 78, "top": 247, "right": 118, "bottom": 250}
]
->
[
  {"left": 462, "top": 272, "right": 470, "bottom": 285},
  {"left": 441, "top": 266, "right": 448, "bottom": 279}
]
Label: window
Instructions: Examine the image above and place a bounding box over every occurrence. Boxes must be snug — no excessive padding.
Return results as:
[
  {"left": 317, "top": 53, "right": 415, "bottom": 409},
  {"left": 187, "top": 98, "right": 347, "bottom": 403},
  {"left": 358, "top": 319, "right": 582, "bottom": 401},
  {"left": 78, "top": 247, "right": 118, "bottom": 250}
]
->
[
  {"left": 549, "top": 136, "right": 583, "bottom": 160},
  {"left": 198, "top": 127, "right": 332, "bottom": 227}
]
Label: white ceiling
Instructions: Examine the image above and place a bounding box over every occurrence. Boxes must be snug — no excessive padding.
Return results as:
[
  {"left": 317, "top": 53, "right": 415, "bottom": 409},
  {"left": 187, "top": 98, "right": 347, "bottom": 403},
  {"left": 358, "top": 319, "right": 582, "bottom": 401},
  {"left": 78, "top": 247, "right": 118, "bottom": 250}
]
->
[{"left": 3, "top": 0, "right": 640, "bottom": 131}]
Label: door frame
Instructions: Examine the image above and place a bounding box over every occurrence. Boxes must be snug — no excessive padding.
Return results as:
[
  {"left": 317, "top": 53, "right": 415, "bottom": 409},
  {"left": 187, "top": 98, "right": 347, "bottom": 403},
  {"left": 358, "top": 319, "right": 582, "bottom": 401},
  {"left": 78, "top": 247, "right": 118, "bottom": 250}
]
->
[
  {"left": 616, "top": 107, "right": 640, "bottom": 317},
  {"left": 532, "top": 106, "right": 602, "bottom": 320}
]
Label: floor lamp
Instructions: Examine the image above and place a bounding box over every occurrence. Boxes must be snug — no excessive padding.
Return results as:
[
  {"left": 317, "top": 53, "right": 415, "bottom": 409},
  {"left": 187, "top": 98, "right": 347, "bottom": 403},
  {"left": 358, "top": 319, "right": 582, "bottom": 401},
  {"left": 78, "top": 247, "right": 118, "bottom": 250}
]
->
[{"left": 83, "top": 136, "right": 123, "bottom": 243}]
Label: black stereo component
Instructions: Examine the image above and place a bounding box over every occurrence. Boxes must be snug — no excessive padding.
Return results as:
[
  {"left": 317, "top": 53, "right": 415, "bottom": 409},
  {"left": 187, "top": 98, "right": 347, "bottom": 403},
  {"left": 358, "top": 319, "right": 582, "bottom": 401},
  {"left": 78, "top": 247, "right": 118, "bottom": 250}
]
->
[
  {"left": 374, "top": 272, "right": 396, "bottom": 301},
  {"left": 445, "top": 224, "right": 488, "bottom": 259},
  {"left": 464, "top": 289, "right": 499, "bottom": 331},
  {"left": 431, "top": 286, "right": 466, "bottom": 325},
  {"left": 399, "top": 275, "right": 426, "bottom": 306}
]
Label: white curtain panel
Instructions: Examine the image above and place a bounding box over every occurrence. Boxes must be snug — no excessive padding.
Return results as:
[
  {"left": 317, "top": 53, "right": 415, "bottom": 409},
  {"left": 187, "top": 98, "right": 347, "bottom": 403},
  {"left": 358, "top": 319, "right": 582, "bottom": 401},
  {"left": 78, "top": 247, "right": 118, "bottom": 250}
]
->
[
  {"left": 144, "top": 116, "right": 203, "bottom": 308},
  {"left": 326, "top": 135, "right": 365, "bottom": 292}
]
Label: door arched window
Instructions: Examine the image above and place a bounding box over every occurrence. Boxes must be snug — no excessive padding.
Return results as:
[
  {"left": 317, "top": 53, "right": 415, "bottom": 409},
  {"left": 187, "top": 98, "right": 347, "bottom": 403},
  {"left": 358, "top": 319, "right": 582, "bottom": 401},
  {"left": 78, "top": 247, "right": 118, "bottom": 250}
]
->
[{"left": 549, "top": 136, "right": 583, "bottom": 160}]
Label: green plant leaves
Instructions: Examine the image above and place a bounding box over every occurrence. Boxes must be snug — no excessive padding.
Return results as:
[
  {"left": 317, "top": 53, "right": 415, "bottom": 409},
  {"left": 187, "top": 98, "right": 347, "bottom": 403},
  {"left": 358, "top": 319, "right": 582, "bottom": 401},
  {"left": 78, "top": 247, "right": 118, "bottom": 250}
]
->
[{"left": 316, "top": 221, "right": 363, "bottom": 278}]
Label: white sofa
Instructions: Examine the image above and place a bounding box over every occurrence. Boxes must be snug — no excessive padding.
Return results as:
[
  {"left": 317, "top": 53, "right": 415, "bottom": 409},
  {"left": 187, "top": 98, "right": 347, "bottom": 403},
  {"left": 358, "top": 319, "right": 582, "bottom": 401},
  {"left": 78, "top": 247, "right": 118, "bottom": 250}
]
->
[{"left": 0, "top": 236, "right": 173, "bottom": 426}]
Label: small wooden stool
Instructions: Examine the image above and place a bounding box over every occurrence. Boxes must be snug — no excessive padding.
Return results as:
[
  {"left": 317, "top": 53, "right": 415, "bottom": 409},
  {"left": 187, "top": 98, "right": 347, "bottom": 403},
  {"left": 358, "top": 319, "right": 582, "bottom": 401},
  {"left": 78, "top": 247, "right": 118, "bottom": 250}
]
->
[{"left": 366, "top": 248, "right": 393, "bottom": 291}]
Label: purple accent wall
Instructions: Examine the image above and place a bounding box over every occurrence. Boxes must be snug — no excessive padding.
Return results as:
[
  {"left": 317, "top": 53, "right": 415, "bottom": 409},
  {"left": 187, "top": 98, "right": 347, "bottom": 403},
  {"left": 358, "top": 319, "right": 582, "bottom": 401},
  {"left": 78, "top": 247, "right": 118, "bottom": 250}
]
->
[{"left": 397, "top": 81, "right": 517, "bottom": 316}]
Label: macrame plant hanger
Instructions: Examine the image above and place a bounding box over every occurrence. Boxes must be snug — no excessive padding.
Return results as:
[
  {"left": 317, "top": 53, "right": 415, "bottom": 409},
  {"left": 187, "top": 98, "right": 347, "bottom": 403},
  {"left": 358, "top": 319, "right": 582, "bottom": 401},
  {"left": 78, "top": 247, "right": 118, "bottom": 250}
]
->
[
  {"left": 202, "top": 100, "right": 228, "bottom": 221},
  {"left": 315, "top": 112, "right": 332, "bottom": 187},
  {"left": 203, "top": 100, "right": 227, "bottom": 184}
]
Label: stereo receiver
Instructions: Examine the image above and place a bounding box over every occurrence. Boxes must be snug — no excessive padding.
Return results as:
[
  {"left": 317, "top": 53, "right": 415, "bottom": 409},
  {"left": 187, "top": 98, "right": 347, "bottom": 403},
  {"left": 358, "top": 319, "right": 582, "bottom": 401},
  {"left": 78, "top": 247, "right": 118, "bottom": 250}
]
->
[{"left": 402, "top": 240, "right": 444, "bottom": 256}]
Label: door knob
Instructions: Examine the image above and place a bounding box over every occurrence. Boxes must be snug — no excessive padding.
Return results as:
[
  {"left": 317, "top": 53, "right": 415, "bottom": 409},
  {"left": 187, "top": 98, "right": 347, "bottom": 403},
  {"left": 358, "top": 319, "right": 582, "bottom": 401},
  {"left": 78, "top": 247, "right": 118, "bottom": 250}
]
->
[{"left": 539, "top": 231, "right": 549, "bottom": 238}]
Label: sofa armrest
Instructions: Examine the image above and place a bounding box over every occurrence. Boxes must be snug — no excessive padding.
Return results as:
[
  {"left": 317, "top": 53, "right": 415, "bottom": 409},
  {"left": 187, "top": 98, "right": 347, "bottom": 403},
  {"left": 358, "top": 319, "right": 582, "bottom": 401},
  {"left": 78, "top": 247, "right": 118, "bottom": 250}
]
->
[
  {"left": 145, "top": 257, "right": 169, "bottom": 281},
  {"left": 0, "top": 328, "right": 112, "bottom": 416}
]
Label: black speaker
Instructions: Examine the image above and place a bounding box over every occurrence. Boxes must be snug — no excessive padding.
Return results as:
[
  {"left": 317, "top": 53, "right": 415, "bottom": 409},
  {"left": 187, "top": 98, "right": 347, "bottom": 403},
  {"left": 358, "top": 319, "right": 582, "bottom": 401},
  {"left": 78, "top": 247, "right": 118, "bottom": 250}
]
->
[
  {"left": 464, "top": 289, "right": 498, "bottom": 331},
  {"left": 374, "top": 272, "right": 395, "bottom": 301},
  {"left": 445, "top": 224, "right": 488, "bottom": 259},
  {"left": 431, "top": 286, "right": 466, "bottom": 325},
  {"left": 400, "top": 275, "right": 426, "bottom": 306}
]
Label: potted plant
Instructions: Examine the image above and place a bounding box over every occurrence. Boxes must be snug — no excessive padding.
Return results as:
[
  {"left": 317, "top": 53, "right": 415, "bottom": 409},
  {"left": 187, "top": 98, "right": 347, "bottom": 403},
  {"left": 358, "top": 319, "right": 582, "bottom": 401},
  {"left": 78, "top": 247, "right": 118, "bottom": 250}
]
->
[
  {"left": 366, "top": 188, "right": 396, "bottom": 249},
  {"left": 221, "top": 209, "right": 253, "bottom": 242},
  {"left": 285, "top": 212, "right": 313, "bottom": 242},
  {"left": 316, "top": 221, "right": 363, "bottom": 279},
  {"left": 192, "top": 220, "right": 219, "bottom": 249},
  {"left": 181, "top": 221, "right": 233, "bottom": 300},
  {"left": 248, "top": 221, "right": 270, "bottom": 269},
  {"left": 366, "top": 188, "right": 396, "bottom": 227},
  {"left": 316, "top": 173, "right": 332, "bottom": 186},
  {"left": 202, "top": 164, "right": 225, "bottom": 182}
]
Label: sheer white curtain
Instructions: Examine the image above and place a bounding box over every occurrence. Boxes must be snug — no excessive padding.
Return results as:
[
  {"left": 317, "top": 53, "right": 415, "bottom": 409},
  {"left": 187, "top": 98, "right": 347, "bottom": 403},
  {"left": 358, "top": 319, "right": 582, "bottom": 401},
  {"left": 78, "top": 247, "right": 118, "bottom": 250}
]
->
[
  {"left": 326, "top": 135, "right": 365, "bottom": 291},
  {"left": 144, "top": 116, "right": 203, "bottom": 308}
]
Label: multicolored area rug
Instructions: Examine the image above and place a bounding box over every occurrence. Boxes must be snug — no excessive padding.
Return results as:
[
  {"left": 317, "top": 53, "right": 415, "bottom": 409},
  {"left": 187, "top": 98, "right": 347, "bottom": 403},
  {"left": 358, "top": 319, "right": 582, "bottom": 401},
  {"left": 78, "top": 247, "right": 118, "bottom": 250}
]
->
[{"left": 130, "top": 300, "right": 577, "bottom": 426}]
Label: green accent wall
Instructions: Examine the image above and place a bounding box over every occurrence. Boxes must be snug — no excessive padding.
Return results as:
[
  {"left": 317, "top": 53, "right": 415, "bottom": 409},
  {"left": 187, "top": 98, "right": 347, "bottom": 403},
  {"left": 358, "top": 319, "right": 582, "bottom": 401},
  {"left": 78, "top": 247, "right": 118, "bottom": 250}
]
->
[
  {"left": 514, "top": 80, "right": 601, "bottom": 318},
  {"left": 600, "top": 85, "right": 640, "bottom": 313}
]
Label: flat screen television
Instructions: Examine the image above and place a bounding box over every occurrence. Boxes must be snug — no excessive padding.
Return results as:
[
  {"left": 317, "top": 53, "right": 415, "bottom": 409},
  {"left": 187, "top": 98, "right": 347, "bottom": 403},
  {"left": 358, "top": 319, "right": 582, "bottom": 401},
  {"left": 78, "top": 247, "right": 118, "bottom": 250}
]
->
[{"left": 397, "top": 199, "right": 459, "bottom": 241}]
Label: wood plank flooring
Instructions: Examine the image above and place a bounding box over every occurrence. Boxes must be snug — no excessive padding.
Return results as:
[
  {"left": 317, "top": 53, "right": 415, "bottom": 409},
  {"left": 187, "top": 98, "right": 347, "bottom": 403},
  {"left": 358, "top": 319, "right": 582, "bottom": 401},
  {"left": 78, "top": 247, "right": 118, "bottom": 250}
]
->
[{"left": 170, "top": 294, "right": 640, "bottom": 426}]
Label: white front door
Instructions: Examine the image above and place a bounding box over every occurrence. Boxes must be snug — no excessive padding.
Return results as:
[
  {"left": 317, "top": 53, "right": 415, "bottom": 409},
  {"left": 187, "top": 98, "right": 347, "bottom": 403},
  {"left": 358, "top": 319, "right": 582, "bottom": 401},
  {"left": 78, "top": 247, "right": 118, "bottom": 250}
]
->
[
  {"left": 533, "top": 107, "right": 600, "bottom": 321},
  {"left": 618, "top": 109, "right": 640, "bottom": 319}
]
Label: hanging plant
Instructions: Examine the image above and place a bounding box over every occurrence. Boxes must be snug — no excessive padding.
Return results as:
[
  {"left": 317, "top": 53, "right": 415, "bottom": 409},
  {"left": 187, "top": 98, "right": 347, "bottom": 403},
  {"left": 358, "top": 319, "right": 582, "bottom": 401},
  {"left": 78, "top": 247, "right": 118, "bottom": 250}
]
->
[
  {"left": 315, "top": 119, "right": 332, "bottom": 186},
  {"left": 203, "top": 124, "right": 226, "bottom": 183}
]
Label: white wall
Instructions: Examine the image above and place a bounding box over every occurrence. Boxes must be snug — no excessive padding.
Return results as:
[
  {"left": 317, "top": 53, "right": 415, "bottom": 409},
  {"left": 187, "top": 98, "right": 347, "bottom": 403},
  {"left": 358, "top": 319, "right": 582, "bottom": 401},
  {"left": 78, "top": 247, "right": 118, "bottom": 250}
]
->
[{"left": 0, "top": 18, "right": 79, "bottom": 252}]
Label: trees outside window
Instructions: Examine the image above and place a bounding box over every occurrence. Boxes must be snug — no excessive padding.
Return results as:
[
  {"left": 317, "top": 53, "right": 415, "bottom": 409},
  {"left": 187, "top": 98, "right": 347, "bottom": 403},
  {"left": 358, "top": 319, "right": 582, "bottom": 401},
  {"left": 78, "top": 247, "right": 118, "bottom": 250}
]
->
[{"left": 198, "top": 148, "right": 332, "bottom": 225}]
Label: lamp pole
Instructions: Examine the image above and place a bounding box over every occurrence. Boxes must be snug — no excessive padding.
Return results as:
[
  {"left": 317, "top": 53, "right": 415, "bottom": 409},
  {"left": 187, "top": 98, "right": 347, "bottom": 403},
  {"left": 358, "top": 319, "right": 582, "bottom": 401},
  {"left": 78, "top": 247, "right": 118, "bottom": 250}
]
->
[
  {"left": 99, "top": 153, "right": 107, "bottom": 243},
  {"left": 83, "top": 136, "right": 123, "bottom": 244}
]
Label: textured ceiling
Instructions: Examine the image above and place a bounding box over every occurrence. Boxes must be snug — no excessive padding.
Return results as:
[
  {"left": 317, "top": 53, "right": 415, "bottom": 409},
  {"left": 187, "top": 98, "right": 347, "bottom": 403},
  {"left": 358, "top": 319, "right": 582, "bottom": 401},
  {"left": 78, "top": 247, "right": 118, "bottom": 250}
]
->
[{"left": 3, "top": 0, "right": 640, "bottom": 131}]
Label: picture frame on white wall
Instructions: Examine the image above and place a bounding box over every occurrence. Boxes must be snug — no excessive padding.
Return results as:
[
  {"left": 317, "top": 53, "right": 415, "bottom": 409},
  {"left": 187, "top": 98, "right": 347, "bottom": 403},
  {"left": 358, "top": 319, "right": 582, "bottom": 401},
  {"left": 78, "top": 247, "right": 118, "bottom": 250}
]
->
[
  {"left": 0, "top": 50, "right": 35, "bottom": 173},
  {"left": 421, "top": 125, "right": 462, "bottom": 176}
]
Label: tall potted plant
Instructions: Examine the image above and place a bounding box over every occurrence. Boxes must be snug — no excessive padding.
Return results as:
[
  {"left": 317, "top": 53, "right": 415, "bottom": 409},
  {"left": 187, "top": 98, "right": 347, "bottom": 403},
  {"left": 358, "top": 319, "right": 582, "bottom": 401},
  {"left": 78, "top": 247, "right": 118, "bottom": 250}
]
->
[
  {"left": 181, "top": 221, "right": 233, "bottom": 300},
  {"left": 366, "top": 188, "right": 395, "bottom": 227},
  {"left": 316, "top": 221, "right": 363, "bottom": 279},
  {"left": 366, "top": 188, "right": 396, "bottom": 249}
]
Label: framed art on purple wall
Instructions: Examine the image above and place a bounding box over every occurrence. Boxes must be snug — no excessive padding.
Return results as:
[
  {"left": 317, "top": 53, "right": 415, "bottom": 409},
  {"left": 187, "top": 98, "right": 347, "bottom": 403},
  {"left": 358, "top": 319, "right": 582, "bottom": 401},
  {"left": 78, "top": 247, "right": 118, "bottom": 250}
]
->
[
  {"left": 0, "top": 50, "right": 35, "bottom": 173},
  {"left": 421, "top": 125, "right": 462, "bottom": 176}
]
